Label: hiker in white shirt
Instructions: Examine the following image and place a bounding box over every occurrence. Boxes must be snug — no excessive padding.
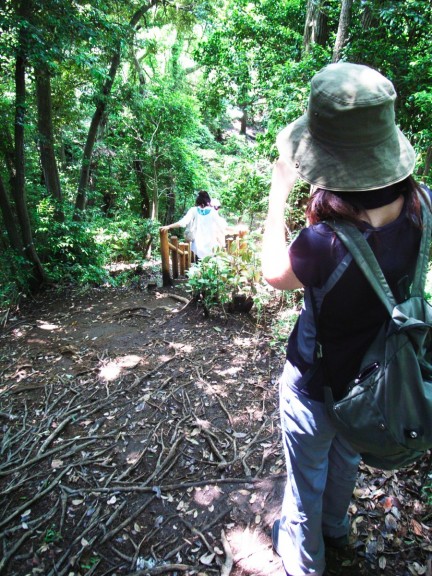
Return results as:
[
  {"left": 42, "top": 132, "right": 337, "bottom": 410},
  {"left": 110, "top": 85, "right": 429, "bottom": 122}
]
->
[{"left": 161, "top": 190, "right": 226, "bottom": 260}]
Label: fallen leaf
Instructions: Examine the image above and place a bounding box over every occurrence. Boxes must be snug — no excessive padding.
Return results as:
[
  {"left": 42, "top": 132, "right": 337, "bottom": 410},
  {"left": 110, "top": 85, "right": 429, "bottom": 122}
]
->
[
  {"left": 384, "top": 513, "right": 398, "bottom": 532},
  {"left": 411, "top": 519, "right": 423, "bottom": 536},
  {"left": 200, "top": 552, "right": 215, "bottom": 565}
]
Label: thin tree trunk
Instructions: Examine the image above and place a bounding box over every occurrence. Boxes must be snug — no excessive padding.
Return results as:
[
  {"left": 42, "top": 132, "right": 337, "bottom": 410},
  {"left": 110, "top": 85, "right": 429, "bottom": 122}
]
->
[
  {"left": 0, "top": 174, "right": 23, "bottom": 252},
  {"left": 166, "top": 176, "right": 175, "bottom": 224},
  {"left": 13, "top": 2, "right": 47, "bottom": 285},
  {"left": 240, "top": 107, "right": 247, "bottom": 135},
  {"left": 73, "top": 0, "right": 159, "bottom": 219},
  {"left": 0, "top": 125, "right": 15, "bottom": 184},
  {"left": 73, "top": 47, "right": 120, "bottom": 217},
  {"left": 35, "top": 65, "right": 64, "bottom": 221},
  {"left": 332, "top": 0, "right": 353, "bottom": 62},
  {"left": 151, "top": 153, "right": 159, "bottom": 221},
  {"left": 133, "top": 159, "right": 151, "bottom": 218}
]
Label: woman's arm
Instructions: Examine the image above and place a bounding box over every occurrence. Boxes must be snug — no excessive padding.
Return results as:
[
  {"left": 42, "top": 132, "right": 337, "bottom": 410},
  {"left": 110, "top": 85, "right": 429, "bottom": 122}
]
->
[
  {"left": 261, "top": 159, "right": 304, "bottom": 291},
  {"left": 160, "top": 207, "right": 195, "bottom": 232},
  {"left": 160, "top": 221, "right": 182, "bottom": 231}
]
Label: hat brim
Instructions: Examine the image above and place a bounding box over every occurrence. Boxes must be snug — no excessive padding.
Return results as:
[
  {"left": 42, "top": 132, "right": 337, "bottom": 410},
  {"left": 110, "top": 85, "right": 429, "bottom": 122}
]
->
[{"left": 276, "top": 115, "right": 416, "bottom": 192}]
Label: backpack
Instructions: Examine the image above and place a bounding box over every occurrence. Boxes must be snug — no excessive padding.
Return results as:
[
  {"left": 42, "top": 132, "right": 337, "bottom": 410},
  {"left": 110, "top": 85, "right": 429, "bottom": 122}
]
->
[{"left": 321, "top": 195, "right": 432, "bottom": 470}]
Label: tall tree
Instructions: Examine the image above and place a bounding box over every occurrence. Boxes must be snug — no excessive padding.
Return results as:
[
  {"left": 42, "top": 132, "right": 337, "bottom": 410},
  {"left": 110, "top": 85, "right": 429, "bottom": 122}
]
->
[
  {"left": 0, "top": 174, "right": 23, "bottom": 253},
  {"left": 303, "top": 0, "right": 329, "bottom": 53},
  {"left": 12, "top": 0, "right": 47, "bottom": 285},
  {"left": 73, "top": 0, "right": 160, "bottom": 218},
  {"left": 35, "top": 66, "right": 64, "bottom": 221},
  {"left": 332, "top": 0, "right": 353, "bottom": 62}
]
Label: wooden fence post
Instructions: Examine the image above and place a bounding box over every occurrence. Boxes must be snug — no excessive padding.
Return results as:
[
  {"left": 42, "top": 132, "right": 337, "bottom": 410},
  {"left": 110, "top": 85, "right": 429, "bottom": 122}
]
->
[
  {"left": 186, "top": 242, "right": 191, "bottom": 270},
  {"left": 171, "top": 236, "right": 179, "bottom": 279},
  {"left": 239, "top": 229, "right": 247, "bottom": 251},
  {"left": 179, "top": 242, "right": 187, "bottom": 276},
  {"left": 160, "top": 229, "right": 173, "bottom": 287}
]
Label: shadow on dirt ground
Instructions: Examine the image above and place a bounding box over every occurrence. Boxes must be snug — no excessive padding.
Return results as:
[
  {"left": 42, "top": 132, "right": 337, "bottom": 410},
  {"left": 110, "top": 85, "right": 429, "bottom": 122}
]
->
[{"left": 0, "top": 280, "right": 431, "bottom": 576}]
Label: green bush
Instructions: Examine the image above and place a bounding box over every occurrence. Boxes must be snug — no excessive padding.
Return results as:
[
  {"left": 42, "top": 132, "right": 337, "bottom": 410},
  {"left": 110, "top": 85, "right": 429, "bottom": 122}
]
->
[
  {"left": 186, "top": 232, "right": 267, "bottom": 313},
  {"left": 0, "top": 249, "right": 33, "bottom": 309}
]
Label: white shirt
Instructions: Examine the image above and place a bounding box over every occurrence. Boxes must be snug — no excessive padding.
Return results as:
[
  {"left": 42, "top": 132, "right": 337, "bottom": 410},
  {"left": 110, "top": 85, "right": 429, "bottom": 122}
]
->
[{"left": 178, "top": 206, "right": 226, "bottom": 258}]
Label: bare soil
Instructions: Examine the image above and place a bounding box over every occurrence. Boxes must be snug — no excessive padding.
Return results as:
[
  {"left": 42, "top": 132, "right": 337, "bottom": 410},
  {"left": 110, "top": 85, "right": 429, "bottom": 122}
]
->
[{"left": 0, "top": 274, "right": 431, "bottom": 576}]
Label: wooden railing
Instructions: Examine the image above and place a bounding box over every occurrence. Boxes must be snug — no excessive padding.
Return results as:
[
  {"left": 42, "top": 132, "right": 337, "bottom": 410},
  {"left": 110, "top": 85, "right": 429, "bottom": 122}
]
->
[{"left": 159, "top": 229, "right": 247, "bottom": 287}]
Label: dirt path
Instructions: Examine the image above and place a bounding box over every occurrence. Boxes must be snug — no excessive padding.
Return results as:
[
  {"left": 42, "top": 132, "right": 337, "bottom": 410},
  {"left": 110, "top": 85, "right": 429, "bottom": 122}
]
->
[{"left": 0, "top": 283, "right": 430, "bottom": 576}]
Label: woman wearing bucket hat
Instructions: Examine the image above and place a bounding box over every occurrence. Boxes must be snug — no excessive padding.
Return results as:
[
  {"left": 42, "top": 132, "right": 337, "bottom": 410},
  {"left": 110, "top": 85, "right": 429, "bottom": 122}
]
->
[{"left": 261, "top": 62, "right": 431, "bottom": 576}]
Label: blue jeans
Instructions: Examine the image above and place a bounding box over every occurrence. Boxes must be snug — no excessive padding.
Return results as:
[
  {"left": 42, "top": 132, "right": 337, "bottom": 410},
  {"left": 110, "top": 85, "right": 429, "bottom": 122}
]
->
[{"left": 278, "top": 361, "right": 361, "bottom": 576}]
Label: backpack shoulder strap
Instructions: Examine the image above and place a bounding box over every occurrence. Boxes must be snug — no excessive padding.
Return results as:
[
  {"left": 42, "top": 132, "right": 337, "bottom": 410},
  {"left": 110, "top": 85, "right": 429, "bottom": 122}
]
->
[
  {"left": 326, "top": 221, "right": 395, "bottom": 315},
  {"left": 326, "top": 192, "right": 432, "bottom": 315}
]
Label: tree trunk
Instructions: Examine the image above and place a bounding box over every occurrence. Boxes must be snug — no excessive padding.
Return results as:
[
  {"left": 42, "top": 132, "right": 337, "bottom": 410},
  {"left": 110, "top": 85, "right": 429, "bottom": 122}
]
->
[
  {"left": 133, "top": 159, "right": 151, "bottom": 218},
  {"left": 332, "top": 0, "right": 353, "bottom": 62},
  {"left": 166, "top": 176, "right": 175, "bottom": 224},
  {"left": 0, "top": 174, "right": 23, "bottom": 252},
  {"left": 303, "top": 0, "right": 329, "bottom": 52},
  {"left": 0, "top": 125, "right": 15, "bottom": 184},
  {"left": 240, "top": 107, "right": 248, "bottom": 135},
  {"left": 151, "top": 153, "right": 159, "bottom": 221},
  {"left": 73, "top": 0, "right": 160, "bottom": 220},
  {"left": 360, "top": 2, "right": 375, "bottom": 29},
  {"left": 35, "top": 65, "right": 64, "bottom": 221},
  {"left": 13, "top": 3, "right": 47, "bottom": 286},
  {"left": 73, "top": 47, "right": 120, "bottom": 218}
]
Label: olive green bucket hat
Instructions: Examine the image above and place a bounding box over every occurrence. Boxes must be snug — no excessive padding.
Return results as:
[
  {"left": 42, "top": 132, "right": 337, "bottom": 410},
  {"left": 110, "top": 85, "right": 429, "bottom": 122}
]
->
[{"left": 276, "top": 62, "right": 416, "bottom": 192}]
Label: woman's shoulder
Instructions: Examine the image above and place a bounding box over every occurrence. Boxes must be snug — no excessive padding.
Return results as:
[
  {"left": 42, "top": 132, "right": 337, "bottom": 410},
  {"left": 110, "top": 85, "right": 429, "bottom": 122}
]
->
[
  {"left": 293, "top": 222, "right": 335, "bottom": 249},
  {"left": 289, "top": 223, "right": 344, "bottom": 288}
]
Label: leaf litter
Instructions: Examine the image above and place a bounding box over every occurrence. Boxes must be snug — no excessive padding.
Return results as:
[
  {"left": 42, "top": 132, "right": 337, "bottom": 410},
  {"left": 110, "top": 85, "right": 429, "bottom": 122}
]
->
[{"left": 0, "top": 282, "right": 431, "bottom": 576}]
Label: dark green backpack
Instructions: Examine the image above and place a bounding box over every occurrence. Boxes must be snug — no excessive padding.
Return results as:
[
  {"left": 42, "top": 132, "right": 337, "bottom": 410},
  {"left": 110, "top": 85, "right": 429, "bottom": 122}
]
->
[{"left": 324, "top": 197, "right": 432, "bottom": 470}]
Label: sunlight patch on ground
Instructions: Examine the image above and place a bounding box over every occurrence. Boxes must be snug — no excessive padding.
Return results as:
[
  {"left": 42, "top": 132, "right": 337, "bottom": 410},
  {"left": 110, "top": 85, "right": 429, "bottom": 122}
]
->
[
  {"left": 36, "top": 320, "right": 60, "bottom": 331},
  {"left": 227, "top": 524, "right": 278, "bottom": 575},
  {"left": 215, "top": 366, "right": 243, "bottom": 377},
  {"left": 195, "top": 379, "right": 228, "bottom": 398},
  {"left": 193, "top": 418, "right": 212, "bottom": 430},
  {"left": 169, "top": 342, "right": 193, "bottom": 354},
  {"left": 103, "top": 259, "right": 160, "bottom": 273},
  {"left": 99, "top": 354, "right": 143, "bottom": 381},
  {"left": 193, "top": 485, "right": 224, "bottom": 507}
]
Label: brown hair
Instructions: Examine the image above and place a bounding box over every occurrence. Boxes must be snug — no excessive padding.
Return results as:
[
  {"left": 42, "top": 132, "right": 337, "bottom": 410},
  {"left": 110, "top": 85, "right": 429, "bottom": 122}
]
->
[
  {"left": 195, "top": 190, "right": 211, "bottom": 208},
  {"left": 306, "top": 177, "right": 424, "bottom": 228}
]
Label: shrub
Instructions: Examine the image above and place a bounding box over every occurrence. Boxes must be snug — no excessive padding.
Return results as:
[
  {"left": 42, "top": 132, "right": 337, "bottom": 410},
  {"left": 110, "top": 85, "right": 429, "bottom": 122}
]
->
[{"left": 186, "top": 232, "right": 266, "bottom": 314}]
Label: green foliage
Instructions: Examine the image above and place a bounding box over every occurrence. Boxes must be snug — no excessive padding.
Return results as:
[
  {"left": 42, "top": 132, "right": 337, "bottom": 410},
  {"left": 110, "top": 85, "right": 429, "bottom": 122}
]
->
[
  {"left": 0, "top": 249, "right": 33, "bottom": 309},
  {"left": 1, "top": 0, "right": 432, "bottom": 303},
  {"left": 425, "top": 266, "right": 432, "bottom": 304},
  {"left": 44, "top": 525, "right": 62, "bottom": 544},
  {"left": 95, "top": 216, "right": 160, "bottom": 262},
  {"left": 32, "top": 203, "right": 160, "bottom": 287},
  {"left": 194, "top": 0, "right": 306, "bottom": 139},
  {"left": 186, "top": 232, "right": 265, "bottom": 313},
  {"left": 213, "top": 149, "right": 271, "bottom": 222}
]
